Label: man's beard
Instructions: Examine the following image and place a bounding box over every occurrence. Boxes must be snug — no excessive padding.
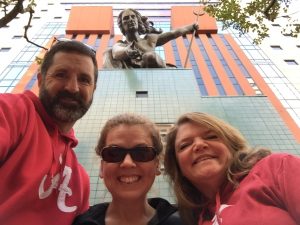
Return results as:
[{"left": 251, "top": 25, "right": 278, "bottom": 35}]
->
[{"left": 39, "top": 84, "right": 93, "bottom": 123}]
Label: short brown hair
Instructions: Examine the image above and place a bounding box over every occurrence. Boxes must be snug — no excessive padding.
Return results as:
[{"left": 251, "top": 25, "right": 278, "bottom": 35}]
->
[{"left": 95, "top": 113, "right": 163, "bottom": 157}]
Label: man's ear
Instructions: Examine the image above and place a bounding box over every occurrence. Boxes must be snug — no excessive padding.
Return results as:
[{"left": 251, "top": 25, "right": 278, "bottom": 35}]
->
[
  {"left": 99, "top": 160, "right": 104, "bottom": 178},
  {"left": 37, "top": 72, "right": 42, "bottom": 88}
]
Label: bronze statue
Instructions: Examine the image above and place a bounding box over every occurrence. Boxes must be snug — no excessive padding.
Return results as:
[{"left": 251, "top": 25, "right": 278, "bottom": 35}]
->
[{"left": 103, "top": 8, "right": 198, "bottom": 69}]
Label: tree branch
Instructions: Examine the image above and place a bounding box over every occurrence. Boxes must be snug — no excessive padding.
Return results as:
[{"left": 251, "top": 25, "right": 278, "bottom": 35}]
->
[
  {"left": 263, "top": 0, "right": 277, "bottom": 20},
  {"left": 0, "top": 0, "right": 24, "bottom": 28},
  {"left": 23, "top": 6, "right": 47, "bottom": 50}
]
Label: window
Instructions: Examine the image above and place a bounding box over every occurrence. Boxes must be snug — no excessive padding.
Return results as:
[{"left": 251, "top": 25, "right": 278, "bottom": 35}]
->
[
  {"left": 284, "top": 60, "right": 298, "bottom": 65},
  {"left": 54, "top": 17, "right": 62, "bottom": 19},
  {"left": 33, "top": 16, "right": 41, "bottom": 19},
  {"left": 13, "top": 35, "right": 23, "bottom": 39},
  {"left": 41, "top": 9, "right": 48, "bottom": 12},
  {"left": 271, "top": 24, "right": 280, "bottom": 27},
  {"left": 296, "top": 45, "right": 300, "bottom": 48},
  {"left": 0, "top": 48, "right": 11, "bottom": 52},
  {"left": 283, "top": 33, "right": 292, "bottom": 37},
  {"left": 136, "top": 91, "right": 148, "bottom": 98},
  {"left": 270, "top": 45, "right": 282, "bottom": 50}
]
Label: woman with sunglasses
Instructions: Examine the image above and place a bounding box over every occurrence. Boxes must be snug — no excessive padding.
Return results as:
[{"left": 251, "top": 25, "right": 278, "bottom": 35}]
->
[
  {"left": 73, "top": 113, "right": 183, "bottom": 225},
  {"left": 164, "top": 112, "right": 300, "bottom": 225}
]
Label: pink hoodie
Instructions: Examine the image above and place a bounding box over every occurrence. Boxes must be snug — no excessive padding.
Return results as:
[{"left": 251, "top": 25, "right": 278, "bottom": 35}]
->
[
  {"left": 198, "top": 153, "right": 300, "bottom": 225},
  {"left": 0, "top": 91, "right": 90, "bottom": 225}
]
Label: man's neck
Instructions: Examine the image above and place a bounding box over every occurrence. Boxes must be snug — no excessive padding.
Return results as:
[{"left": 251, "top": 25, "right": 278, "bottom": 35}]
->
[{"left": 56, "top": 121, "right": 75, "bottom": 134}]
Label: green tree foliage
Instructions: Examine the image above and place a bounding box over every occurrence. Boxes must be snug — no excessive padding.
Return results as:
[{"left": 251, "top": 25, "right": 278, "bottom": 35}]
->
[{"left": 205, "top": 0, "right": 299, "bottom": 44}]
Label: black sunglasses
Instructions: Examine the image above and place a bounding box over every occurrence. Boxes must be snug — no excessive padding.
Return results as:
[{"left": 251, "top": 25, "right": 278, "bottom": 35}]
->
[
  {"left": 101, "top": 146, "right": 157, "bottom": 163},
  {"left": 45, "top": 37, "right": 96, "bottom": 54}
]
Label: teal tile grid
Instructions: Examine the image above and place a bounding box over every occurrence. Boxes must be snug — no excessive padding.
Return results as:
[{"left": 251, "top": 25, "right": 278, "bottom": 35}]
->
[{"left": 73, "top": 69, "right": 300, "bottom": 205}]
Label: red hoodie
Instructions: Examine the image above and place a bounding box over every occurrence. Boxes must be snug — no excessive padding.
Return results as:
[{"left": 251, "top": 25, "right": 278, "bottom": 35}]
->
[
  {"left": 0, "top": 91, "right": 90, "bottom": 225},
  {"left": 199, "top": 153, "right": 300, "bottom": 225}
]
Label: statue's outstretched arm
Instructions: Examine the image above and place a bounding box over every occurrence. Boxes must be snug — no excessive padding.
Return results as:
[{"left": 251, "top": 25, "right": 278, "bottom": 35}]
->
[{"left": 156, "top": 23, "right": 198, "bottom": 46}]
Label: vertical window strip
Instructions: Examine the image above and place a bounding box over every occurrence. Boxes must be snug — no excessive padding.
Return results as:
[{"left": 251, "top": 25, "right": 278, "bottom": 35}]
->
[
  {"left": 155, "top": 46, "right": 166, "bottom": 60},
  {"left": 82, "top": 34, "right": 89, "bottom": 43},
  {"left": 25, "top": 73, "right": 38, "bottom": 90},
  {"left": 171, "top": 39, "right": 182, "bottom": 68},
  {"left": 95, "top": 35, "right": 102, "bottom": 49},
  {"left": 182, "top": 36, "right": 208, "bottom": 96},
  {"left": 220, "top": 34, "right": 264, "bottom": 95},
  {"left": 219, "top": 35, "right": 252, "bottom": 79},
  {"left": 153, "top": 21, "right": 170, "bottom": 61},
  {"left": 108, "top": 37, "right": 114, "bottom": 47},
  {"left": 208, "top": 36, "right": 243, "bottom": 95},
  {"left": 195, "top": 37, "right": 226, "bottom": 96}
]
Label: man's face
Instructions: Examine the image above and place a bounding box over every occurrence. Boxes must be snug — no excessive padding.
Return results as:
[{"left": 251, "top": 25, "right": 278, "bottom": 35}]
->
[
  {"left": 38, "top": 51, "right": 96, "bottom": 124},
  {"left": 121, "top": 9, "right": 138, "bottom": 33}
]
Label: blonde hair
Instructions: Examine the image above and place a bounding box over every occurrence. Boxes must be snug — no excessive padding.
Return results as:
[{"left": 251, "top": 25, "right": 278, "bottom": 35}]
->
[{"left": 164, "top": 112, "right": 271, "bottom": 224}]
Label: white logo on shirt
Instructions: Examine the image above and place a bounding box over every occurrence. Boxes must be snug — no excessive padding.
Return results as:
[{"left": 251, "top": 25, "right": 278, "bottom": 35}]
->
[
  {"left": 38, "top": 166, "right": 77, "bottom": 213},
  {"left": 212, "top": 204, "right": 232, "bottom": 225}
]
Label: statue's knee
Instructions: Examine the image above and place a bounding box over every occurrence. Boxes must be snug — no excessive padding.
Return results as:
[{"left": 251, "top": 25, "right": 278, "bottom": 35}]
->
[
  {"left": 142, "top": 52, "right": 157, "bottom": 63},
  {"left": 142, "top": 52, "right": 161, "bottom": 66},
  {"left": 142, "top": 52, "right": 166, "bottom": 68}
]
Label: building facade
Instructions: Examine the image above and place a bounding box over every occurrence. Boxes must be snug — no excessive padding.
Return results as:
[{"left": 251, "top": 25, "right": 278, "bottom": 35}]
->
[{"left": 0, "top": 0, "right": 300, "bottom": 204}]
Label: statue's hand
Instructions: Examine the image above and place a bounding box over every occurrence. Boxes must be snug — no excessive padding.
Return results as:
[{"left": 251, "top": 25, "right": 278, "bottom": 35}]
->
[
  {"left": 192, "top": 23, "right": 199, "bottom": 31},
  {"left": 126, "top": 48, "right": 141, "bottom": 59}
]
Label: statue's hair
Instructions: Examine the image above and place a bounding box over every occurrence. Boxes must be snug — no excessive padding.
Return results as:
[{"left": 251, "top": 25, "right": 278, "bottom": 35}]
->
[
  {"left": 117, "top": 8, "right": 162, "bottom": 35},
  {"left": 164, "top": 112, "right": 271, "bottom": 225}
]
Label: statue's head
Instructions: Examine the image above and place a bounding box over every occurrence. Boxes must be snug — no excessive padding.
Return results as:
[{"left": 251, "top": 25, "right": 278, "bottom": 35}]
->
[{"left": 118, "top": 8, "right": 146, "bottom": 35}]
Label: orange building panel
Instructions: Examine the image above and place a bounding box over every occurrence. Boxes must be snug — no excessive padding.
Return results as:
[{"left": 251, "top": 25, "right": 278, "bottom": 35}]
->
[
  {"left": 11, "top": 64, "right": 39, "bottom": 94},
  {"left": 75, "top": 34, "right": 85, "bottom": 41},
  {"left": 171, "top": 6, "right": 217, "bottom": 34},
  {"left": 114, "top": 35, "right": 123, "bottom": 42},
  {"left": 66, "top": 6, "right": 113, "bottom": 35},
  {"left": 31, "top": 79, "right": 39, "bottom": 96}
]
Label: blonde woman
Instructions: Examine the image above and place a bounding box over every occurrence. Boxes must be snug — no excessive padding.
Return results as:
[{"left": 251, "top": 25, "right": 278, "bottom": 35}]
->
[{"left": 164, "top": 112, "right": 300, "bottom": 225}]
